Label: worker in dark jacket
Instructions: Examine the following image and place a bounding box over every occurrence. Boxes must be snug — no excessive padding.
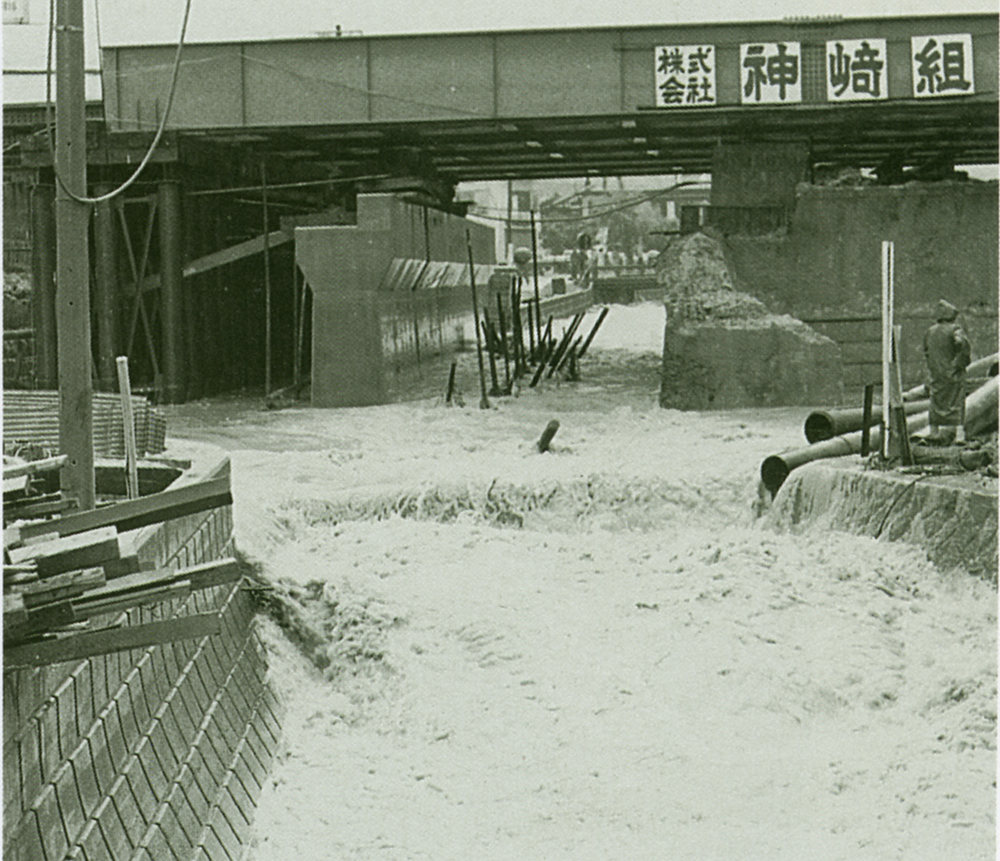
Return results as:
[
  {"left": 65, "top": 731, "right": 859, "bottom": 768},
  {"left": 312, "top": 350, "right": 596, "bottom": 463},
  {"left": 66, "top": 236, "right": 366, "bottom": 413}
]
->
[{"left": 923, "top": 299, "right": 971, "bottom": 443}]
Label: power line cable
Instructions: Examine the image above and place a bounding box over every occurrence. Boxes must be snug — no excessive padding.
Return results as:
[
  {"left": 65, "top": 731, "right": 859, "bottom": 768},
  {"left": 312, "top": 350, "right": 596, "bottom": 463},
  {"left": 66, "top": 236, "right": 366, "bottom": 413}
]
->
[
  {"left": 45, "top": 0, "right": 193, "bottom": 204},
  {"left": 465, "top": 180, "right": 703, "bottom": 223}
]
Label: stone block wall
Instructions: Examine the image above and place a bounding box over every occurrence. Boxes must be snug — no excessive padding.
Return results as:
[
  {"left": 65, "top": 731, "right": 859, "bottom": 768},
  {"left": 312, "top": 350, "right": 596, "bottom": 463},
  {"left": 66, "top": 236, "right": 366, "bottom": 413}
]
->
[
  {"left": 722, "top": 181, "right": 998, "bottom": 401},
  {"left": 3, "top": 452, "right": 279, "bottom": 861}
]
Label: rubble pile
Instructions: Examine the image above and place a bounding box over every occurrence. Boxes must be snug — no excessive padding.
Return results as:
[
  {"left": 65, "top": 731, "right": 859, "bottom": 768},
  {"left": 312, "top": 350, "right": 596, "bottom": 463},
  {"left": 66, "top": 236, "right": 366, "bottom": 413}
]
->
[
  {"left": 657, "top": 231, "right": 843, "bottom": 409},
  {"left": 657, "top": 231, "right": 768, "bottom": 323}
]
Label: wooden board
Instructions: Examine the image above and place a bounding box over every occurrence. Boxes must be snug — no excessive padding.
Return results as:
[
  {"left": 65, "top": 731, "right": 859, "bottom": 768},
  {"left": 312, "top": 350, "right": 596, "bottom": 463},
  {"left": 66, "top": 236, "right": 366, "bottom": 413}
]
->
[
  {"left": 3, "top": 612, "right": 222, "bottom": 668},
  {"left": 78, "top": 557, "right": 241, "bottom": 603},
  {"left": 3, "top": 493, "right": 77, "bottom": 522},
  {"left": 18, "top": 476, "right": 232, "bottom": 541},
  {"left": 2, "top": 455, "right": 68, "bottom": 480},
  {"left": 17, "top": 567, "right": 106, "bottom": 607},
  {"left": 7, "top": 527, "right": 121, "bottom": 578}
]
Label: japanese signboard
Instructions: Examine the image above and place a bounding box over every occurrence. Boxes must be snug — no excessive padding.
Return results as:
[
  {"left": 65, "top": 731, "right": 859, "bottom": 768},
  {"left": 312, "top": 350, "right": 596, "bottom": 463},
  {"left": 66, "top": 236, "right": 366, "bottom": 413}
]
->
[
  {"left": 740, "top": 42, "right": 801, "bottom": 104},
  {"left": 2, "top": 0, "right": 29, "bottom": 24},
  {"left": 655, "top": 45, "right": 717, "bottom": 107},
  {"left": 826, "top": 39, "right": 887, "bottom": 101},
  {"left": 911, "top": 34, "right": 974, "bottom": 97}
]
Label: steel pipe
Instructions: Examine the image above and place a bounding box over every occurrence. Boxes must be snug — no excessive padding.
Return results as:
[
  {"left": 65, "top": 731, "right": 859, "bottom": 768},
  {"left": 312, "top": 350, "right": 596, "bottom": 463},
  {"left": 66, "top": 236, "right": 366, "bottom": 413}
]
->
[
  {"left": 762, "top": 376, "right": 998, "bottom": 497},
  {"left": 804, "top": 399, "right": 929, "bottom": 443},
  {"left": 807, "top": 352, "right": 999, "bottom": 442}
]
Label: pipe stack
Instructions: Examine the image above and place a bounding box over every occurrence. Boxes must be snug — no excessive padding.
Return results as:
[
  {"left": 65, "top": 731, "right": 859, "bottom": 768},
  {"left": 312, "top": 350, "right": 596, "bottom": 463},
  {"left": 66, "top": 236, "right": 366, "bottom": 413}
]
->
[{"left": 761, "top": 375, "right": 998, "bottom": 497}]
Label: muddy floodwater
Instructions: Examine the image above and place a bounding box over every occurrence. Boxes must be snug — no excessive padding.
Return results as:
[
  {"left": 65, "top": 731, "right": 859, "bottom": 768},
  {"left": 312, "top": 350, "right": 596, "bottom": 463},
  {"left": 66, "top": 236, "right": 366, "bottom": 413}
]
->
[{"left": 164, "top": 304, "right": 996, "bottom": 861}]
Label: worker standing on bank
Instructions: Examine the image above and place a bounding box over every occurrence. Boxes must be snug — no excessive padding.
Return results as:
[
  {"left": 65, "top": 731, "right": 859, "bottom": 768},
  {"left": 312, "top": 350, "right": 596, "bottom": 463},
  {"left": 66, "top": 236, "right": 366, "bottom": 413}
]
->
[{"left": 923, "top": 299, "right": 971, "bottom": 443}]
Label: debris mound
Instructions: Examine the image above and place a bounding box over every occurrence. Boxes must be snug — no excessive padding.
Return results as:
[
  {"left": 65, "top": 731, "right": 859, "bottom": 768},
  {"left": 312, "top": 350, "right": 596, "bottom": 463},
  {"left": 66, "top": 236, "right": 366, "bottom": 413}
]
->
[
  {"left": 657, "top": 231, "right": 768, "bottom": 322},
  {"left": 656, "top": 231, "right": 842, "bottom": 409}
]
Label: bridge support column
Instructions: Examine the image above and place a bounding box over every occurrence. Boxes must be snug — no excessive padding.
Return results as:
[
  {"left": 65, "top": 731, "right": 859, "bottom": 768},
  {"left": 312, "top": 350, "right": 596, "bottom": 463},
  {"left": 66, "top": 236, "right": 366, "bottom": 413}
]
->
[
  {"left": 710, "top": 141, "right": 809, "bottom": 233},
  {"left": 31, "top": 184, "right": 58, "bottom": 389},
  {"left": 93, "top": 186, "right": 121, "bottom": 391},
  {"left": 158, "top": 180, "right": 186, "bottom": 403}
]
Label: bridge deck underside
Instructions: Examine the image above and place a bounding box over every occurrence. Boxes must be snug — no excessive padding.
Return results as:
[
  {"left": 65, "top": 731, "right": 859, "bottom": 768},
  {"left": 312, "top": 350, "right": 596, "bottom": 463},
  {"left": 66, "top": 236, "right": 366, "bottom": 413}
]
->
[
  {"left": 176, "top": 100, "right": 998, "bottom": 181},
  {"left": 97, "top": 14, "right": 997, "bottom": 180}
]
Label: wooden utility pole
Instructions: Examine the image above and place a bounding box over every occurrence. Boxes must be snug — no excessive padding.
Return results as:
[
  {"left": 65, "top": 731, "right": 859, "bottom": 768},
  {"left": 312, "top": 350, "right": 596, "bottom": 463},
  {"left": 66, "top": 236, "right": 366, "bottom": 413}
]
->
[
  {"left": 55, "top": 0, "right": 95, "bottom": 509},
  {"left": 529, "top": 209, "right": 542, "bottom": 348}
]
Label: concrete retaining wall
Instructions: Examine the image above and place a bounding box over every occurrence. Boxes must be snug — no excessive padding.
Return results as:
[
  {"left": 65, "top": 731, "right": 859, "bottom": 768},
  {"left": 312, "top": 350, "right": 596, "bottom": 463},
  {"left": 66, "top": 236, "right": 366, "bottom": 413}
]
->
[
  {"left": 3, "top": 449, "right": 280, "bottom": 861},
  {"left": 536, "top": 287, "right": 594, "bottom": 321},
  {"left": 724, "top": 181, "right": 998, "bottom": 400},
  {"left": 661, "top": 317, "right": 843, "bottom": 410},
  {"left": 768, "top": 460, "right": 998, "bottom": 581},
  {"left": 297, "top": 194, "right": 497, "bottom": 408}
]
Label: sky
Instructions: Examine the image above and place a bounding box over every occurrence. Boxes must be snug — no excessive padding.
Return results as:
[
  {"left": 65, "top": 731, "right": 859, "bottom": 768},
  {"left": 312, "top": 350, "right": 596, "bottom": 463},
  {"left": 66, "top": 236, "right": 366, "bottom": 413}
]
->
[
  {"left": 4, "top": 0, "right": 996, "bottom": 50},
  {"left": 3, "top": 0, "right": 996, "bottom": 177}
]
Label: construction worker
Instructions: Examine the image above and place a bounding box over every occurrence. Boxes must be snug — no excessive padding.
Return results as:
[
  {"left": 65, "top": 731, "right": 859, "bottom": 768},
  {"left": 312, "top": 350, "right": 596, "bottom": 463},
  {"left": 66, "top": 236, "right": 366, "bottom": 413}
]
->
[{"left": 923, "top": 299, "right": 971, "bottom": 443}]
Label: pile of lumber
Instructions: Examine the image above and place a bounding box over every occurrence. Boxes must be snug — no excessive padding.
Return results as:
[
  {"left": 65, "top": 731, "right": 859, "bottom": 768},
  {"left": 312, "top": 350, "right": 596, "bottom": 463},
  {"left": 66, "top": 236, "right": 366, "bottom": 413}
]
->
[
  {"left": 3, "top": 469, "right": 236, "bottom": 668},
  {"left": 3, "top": 454, "right": 77, "bottom": 524}
]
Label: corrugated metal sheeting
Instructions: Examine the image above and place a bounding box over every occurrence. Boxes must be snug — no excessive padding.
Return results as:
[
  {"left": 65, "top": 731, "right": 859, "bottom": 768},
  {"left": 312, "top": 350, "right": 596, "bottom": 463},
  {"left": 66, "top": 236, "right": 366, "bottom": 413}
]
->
[{"left": 3, "top": 391, "right": 167, "bottom": 458}]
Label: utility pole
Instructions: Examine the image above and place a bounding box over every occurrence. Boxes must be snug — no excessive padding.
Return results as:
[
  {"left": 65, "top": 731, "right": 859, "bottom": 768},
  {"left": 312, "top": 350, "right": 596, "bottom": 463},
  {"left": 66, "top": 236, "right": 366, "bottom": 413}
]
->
[{"left": 55, "top": 0, "right": 95, "bottom": 509}]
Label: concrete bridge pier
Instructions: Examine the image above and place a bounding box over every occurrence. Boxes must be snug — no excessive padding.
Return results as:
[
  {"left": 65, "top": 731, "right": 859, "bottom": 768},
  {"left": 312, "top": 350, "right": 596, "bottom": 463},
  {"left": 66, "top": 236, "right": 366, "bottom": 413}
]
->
[
  {"left": 158, "top": 180, "right": 186, "bottom": 403},
  {"left": 710, "top": 141, "right": 810, "bottom": 233}
]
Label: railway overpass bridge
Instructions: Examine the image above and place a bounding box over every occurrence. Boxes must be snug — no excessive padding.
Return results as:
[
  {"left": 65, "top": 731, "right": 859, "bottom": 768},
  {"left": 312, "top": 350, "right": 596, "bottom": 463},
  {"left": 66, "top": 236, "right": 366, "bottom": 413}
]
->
[
  {"left": 94, "top": 11, "right": 997, "bottom": 189},
  {"left": 4, "top": 12, "right": 997, "bottom": 403}
]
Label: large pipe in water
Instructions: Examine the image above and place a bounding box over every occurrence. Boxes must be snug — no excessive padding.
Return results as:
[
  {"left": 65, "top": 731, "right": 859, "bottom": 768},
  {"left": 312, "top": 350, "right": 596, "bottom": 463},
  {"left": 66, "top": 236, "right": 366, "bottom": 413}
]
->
[
  {"left": 806, "top": 352, "right": 999, "bottom": 442},
  {"left": 804, "top": 399, "right": 929, "bottom": 443},
  {"left": 762, "top": 376, "right": 998, "bottom": 497},
  {"left": 964, "top": 373, "right": 999, "bottom": 438}
]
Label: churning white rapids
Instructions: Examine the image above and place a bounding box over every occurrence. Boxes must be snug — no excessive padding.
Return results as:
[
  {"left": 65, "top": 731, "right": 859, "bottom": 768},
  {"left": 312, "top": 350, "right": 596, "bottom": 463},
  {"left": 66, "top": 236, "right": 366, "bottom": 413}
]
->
[{"left": 164, "top": 302, "right": 996, "bottom": 861}]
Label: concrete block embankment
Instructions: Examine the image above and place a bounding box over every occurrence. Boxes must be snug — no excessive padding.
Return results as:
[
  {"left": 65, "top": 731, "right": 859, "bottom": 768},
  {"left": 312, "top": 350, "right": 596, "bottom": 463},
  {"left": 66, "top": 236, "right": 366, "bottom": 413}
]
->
[
  {"left": 767, "top": 460, "right": 998, "bottom": 581},
  {"left": 661, "top": 316, "right": 843, "bottom": 409},
  {"left": 3, "top": 448, "right": 280, "bottom": 861}
]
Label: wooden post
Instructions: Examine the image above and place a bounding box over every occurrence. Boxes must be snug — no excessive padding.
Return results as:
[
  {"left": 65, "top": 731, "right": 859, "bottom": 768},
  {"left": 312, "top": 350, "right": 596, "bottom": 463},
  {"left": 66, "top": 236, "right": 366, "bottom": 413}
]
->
[
  {"left": 530, "top": 209, "right": 542, "bottom": 347},
  {"left": 482, "top": 311, "right": 500, "bottom": 396},
  {"left": 860, "top": 382, "right": 875, "bottom": 457},
  {"left": 466, "top": 230, "right": 490, "bottom": 410},
  {"left": 880, "top": 240, "right": 893, "bottom": 459},
  {"left": 536, "top": 419, "right": 560, "bottom": 453},
  {"left": 158, "top": 181, "right": 185, "bottom": 403},
  {"left": 496, "top": 293, "right": 511, "bottom": 392},
  {"left": 31, "top": 184, "right": 58, "bottom": 389},
  {"left": 55, "top": 0, "right": 94, "bottom": 509},
  {"left": 262, "top": 161, "right": 273, "bottom": 398},
  {"left": 578, "top": 306, "right": 609, "bottom": 359},
  {"left": 890, "top": 324, "right": 913, "bottom": 465},
  {"left": 526, "top": 301, "right": 536, "bottom": 361},
  {"left": 116, "top": 356, "right": 140, "bottom": 499},
  {"left": 93, "top": 186, "right": 120, "bottom": 391},
  {"left": 445, "top": 361, "right": 457, "bottom": 404}
]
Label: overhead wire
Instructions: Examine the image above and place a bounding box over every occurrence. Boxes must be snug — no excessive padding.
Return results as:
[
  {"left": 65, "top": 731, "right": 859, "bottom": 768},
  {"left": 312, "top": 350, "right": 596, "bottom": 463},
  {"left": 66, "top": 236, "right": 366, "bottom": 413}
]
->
[
  {"left": 185, "top": 173, "right": 397, "bottom": 197},
  {"left": 45, "top": 0, "right": 194, "bottom": 204},
  {"left": 465, "top": 180, "right": 704, "bottom": 223}
]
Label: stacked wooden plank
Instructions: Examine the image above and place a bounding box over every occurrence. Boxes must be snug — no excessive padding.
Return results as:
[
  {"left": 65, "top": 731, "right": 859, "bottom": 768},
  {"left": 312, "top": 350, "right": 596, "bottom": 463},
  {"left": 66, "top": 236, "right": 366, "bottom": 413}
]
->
[
  {"left": 3, "top": 454, "right": 77, "bottom": 525},
  {"left": 3, "top": 390, "right": 167, "bottom": 458},
  {"left": 3, "top": 473, "right": 237, "bottom": 668}
]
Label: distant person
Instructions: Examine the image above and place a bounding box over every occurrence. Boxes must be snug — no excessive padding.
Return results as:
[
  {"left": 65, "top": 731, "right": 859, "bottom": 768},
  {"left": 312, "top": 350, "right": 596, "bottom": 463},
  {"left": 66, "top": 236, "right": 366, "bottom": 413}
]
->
[{"left": 923, "top": 299, "right": 971, "bottom": 443}]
